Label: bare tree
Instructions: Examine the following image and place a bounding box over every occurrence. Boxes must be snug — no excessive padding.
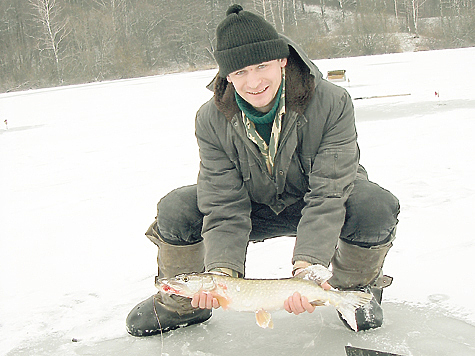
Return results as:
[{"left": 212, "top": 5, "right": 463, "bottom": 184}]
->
[
  {"left": 404, "top": 0, "right": 429, "bottom": 33},
  {"left": 253, "top": 0, "right": 279, "bottom": 29},
  {"left": 319, "top": 0, "right": 331, "bottom": 32},
  {"left": 29, "top": 0, "right": 69, "bottom": 83},
  {"left": 394, "top": 0, "right": 399, "bottom": 22}
]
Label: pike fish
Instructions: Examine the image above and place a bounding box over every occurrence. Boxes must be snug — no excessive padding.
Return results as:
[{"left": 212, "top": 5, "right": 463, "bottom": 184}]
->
[{"left": 157, "top": 265, "right": 373, "bottom": 331}]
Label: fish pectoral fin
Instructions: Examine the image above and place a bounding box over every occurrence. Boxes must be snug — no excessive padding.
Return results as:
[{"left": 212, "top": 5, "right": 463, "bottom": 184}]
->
[
  {"left": 213, "top": 293, "right": 231, "bottom": 310},
  {"left": 310, "top": 300, "right": 327, "bottom": 307},
  {"left": 255, "top": 309, "right": 274, "bottom": 329}
]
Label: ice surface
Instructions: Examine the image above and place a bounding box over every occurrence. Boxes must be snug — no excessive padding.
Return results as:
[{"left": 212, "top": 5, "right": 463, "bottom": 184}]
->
[
  {"left": 1, "top": 47, "right": 475, "bottom": 355},
  {"left": 5, "top": 303, "right": 475, "bottom": 356}
]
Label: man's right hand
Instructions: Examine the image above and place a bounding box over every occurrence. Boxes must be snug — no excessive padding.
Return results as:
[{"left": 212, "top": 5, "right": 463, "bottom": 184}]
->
[
  {"left": 191, "top": 291, "right": 220, "bottom": 309},
  {"left": 191, "top": 267, "right": 238, "bottom": 309}
]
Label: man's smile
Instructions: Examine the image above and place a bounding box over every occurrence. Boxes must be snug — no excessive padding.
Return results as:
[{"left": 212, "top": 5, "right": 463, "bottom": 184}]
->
[{"left": 248, "top": 86, "right": 269, "bottom": 95}]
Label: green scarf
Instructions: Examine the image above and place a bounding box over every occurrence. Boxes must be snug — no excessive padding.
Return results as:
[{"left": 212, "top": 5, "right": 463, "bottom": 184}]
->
[
  {"left": 235, "top": 81, "right": 283, "bottom": 144},
  {"left": 236, "top": 69, "right": 286, "bottom": 176}
]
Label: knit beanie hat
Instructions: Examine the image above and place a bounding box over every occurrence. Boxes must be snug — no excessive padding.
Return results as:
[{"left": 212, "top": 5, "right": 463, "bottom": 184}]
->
[{"left": 214, "top": 4, "right": 290, "bottom": 78}]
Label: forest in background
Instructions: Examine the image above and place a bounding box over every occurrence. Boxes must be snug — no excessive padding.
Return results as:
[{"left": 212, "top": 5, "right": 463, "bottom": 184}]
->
[{"left": 1, "top": 0, "right": 474, "bottom": 93}]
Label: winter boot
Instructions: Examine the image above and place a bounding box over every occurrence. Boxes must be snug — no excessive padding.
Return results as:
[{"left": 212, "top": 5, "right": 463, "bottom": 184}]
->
[
  {"left": 126, "top": 238, "right": 211, "bottom": 337},
  {"left": 336, "top": 276, "right": 393, "bottom": 331},
  {"left": 329, "top": 230, "right": 395, "bottom": 331}
]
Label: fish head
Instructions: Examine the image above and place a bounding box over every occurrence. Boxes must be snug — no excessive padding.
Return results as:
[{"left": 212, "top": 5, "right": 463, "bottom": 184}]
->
[{"left": 158, "top": 273, "right": 216, "bottom": 298}]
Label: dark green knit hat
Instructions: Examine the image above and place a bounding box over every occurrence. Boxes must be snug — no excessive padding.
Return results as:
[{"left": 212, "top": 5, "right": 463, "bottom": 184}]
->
[{"left": 214, "top": 4, "right": 290, "bottom": 78}]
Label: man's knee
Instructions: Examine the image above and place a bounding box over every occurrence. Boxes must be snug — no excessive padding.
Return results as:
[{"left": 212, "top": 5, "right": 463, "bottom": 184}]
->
[
  {"left": 357, "top": 181, "right": 399, "bottom": 227},
  {"left": 156, "top": 185, "right": 203, "bottom": 245},
  {"left": 342, "top": 180, "right": 400, "bottom": 247}
]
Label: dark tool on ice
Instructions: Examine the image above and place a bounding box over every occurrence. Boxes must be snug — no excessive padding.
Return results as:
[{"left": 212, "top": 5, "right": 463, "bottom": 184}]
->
[
  {"left": 345, "top": 346, "right": 405, "bottom": 356},
  {"left": 353, "top": 93, "right": 411, "bottom": 100}
]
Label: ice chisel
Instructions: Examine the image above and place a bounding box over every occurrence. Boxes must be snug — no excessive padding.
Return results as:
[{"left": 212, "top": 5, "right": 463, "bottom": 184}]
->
[{"left": 345, "top": 346, "right": 404, "bottom": 356}]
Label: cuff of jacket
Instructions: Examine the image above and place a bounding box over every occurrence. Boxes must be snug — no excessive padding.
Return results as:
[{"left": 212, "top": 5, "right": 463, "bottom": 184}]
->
[
  {"left": 206, "top": 261, "right": 245, "bottom": 278},
  {"left": 210, "top": 267, "right": 241, "bottom": 278},
  {"left": 292, "top": 254, "right": 330, "bottom": 269}
]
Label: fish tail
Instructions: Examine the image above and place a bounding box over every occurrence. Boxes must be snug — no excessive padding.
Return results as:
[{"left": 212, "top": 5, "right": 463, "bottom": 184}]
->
[{"left": 331, "top": 291, "right": 373, "bottom": 331}]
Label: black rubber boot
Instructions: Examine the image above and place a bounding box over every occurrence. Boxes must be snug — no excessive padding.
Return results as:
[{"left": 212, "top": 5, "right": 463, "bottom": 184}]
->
[
  {"left": 126, "top": 230, "right": 210, "bottom": 337},
  {"left": 126, "top": 294, "right": 212, "bottom": 336},
  {"left": 329, "top": 230, "right": 396, "bottom": 331},
  {"left": 338, "top": 286, "right": 384, "bottom": 331}
]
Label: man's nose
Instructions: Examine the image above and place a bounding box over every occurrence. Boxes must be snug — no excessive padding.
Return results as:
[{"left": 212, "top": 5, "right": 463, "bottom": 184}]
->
[{"left": 246, "top": 70, "right": 261, "bottom": 89}]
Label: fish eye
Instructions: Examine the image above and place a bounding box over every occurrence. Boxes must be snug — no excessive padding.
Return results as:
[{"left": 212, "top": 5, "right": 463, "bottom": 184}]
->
[{"left": 182, "top": 276, "right": 189, "bottom": 282}]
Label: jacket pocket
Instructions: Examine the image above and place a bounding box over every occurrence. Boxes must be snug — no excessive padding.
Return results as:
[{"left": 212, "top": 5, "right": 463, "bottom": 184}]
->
[{"left": 312, "top": 149, "right": 358, "bottom": 198}]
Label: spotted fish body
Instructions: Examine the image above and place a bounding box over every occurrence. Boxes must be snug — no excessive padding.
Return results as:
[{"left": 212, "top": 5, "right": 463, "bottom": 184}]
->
[{"left": 157, "top": 265, "right": 373, "bottom": 331}]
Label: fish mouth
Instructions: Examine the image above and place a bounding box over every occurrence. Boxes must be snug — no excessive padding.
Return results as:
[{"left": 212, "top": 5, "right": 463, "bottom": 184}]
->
[{"left": 160, "top": 283, "right": 181, "bottom": 295}]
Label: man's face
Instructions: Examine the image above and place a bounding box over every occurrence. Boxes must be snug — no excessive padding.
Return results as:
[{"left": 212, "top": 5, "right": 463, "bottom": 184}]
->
[{"left": 227, "top": 58, "right": 287, "bottom": 113}]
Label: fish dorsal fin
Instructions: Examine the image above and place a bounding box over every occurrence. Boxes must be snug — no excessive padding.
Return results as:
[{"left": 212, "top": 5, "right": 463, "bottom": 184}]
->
[
  {"left": 255, "top": 309, "right": 274, "bottom": 329},
  {"left": 295, "top": 265, "right": 333, "bottom": 285}
]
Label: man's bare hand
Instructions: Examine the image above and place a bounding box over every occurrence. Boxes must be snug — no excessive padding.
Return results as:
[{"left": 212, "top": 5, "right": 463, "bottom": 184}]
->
[
  {"left": 191, "top": 291, "right": 220, "bottom": 309},
  {"left": 284, "top": 292, "right": 315, "bottom": 314},
  {"left": 284, "top": 281, "right": 332, "bottom": 315}
]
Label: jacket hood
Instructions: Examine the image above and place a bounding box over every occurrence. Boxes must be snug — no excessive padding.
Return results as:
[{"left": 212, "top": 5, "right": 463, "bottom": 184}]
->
[{"left": 207, "top": 35, "right": 323, "bottom": 121}]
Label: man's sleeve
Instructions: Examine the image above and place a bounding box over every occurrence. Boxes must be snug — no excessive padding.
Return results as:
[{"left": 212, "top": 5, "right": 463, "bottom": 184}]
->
[
  {"left": 293, "top": 89, "right": 359, "bottom": 267},
  {"left": 195, "top": 106, "right": 251, "bottom": 276}
]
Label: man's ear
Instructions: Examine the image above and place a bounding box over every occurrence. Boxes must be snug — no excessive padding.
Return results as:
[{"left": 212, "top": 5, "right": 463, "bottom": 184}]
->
[
  {"left": 226, "top": 75, "right": 232, "bottom": 83},
  {"left": 280, "top": 58, "right": 288, "bottom": 67}
]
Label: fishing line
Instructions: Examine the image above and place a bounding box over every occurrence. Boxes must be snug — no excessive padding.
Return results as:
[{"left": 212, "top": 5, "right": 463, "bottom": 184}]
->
[
  {"left": 153, "top": 294, "right": 165, "bottom": 355},
  {"left": 299, "top": 308, "right": 324, "bottom": 356}
]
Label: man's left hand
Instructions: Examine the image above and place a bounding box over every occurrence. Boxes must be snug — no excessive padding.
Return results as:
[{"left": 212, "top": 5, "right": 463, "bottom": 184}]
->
[{"left": 284, "top": 292, "right": 315, "bottom": 315}]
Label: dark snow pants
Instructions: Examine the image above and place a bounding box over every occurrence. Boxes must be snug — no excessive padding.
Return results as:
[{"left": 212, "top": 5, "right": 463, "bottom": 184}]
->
[{"left": 149, "top": 178, "right": 400, "bottom": 252}]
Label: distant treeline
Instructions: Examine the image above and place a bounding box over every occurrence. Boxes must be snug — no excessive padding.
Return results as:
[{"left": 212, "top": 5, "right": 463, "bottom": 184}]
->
[{"left": 1, "top": 0, "right": 474, "bottom": 93}]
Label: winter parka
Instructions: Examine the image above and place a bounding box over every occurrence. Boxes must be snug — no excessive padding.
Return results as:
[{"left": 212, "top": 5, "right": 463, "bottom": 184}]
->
[{"left": 195, "top": 36, "right": 362, "bottom": 276}]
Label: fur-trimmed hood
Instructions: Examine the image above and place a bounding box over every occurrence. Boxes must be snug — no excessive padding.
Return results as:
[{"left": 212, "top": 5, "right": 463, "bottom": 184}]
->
[{"left": 207, "top": 35, "right": 323, "bottom": 121}]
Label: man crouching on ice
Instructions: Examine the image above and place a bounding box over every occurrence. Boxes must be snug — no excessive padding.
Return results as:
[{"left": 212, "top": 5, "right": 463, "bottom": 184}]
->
[{"left": 126, "top": 4, "right": 400, "bottom": 336}]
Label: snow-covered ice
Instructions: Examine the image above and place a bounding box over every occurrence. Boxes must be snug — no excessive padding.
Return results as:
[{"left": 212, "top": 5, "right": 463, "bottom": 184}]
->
[{"left": 1, "top": 47, "right": 474, "bottom": 355}]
